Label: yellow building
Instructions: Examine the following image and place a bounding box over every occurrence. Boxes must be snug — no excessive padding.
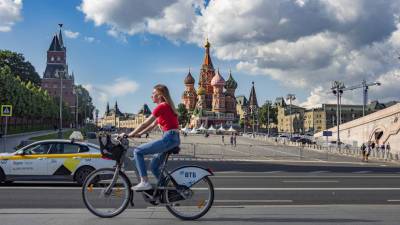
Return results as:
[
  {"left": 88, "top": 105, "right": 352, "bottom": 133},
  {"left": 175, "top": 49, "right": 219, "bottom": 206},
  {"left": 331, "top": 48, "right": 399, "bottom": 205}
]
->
[
  {"left": 99, "top": 102, "right": 151, "bottom": 129},
  {"left": 276, "top": 97, "right": 395, "bottom": 135}
]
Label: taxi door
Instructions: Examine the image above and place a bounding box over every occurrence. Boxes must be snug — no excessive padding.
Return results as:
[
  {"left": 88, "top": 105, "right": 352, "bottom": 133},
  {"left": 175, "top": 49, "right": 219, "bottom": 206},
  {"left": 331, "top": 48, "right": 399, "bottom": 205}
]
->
[
  {"left": 9, "top": 143, "right": 49, "bottom": 176},
  {"left": 47, "top": 143, "right": 82, "bottom": 176}
]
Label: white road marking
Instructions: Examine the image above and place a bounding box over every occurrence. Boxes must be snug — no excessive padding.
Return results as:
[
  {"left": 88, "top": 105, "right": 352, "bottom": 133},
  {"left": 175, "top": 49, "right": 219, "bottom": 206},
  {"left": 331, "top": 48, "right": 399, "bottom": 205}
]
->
[
  {"left": 352, "top": 171, "right": 372, "bottom": 174},
  {"left": 387, "top": 199, "right": 400, "bottom": 202},
  {"left": 281, "top": 180, "right": 339, "bottom": 183},
  {"left": 309, "top": 171, "right": 329, "bottom": 173},
  {"left": 215, "top": 200, "right": 293, "bottom": 203}
]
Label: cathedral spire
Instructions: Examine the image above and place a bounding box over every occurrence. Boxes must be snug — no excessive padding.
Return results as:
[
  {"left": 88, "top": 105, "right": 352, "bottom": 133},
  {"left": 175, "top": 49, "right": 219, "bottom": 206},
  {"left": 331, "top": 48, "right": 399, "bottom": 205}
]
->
[
  {"left": 202, "top": 38, "right": 213, "bottom": 68},
  {"left": 249, "top": 81, "right": 259, "bottom": 108}
]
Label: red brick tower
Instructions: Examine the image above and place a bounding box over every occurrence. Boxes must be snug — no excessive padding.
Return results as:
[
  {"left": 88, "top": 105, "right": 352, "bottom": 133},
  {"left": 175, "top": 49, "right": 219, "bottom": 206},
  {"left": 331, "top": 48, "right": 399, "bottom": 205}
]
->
[{"left": 198, "top": 39, "right": 215, "bottom": 110}]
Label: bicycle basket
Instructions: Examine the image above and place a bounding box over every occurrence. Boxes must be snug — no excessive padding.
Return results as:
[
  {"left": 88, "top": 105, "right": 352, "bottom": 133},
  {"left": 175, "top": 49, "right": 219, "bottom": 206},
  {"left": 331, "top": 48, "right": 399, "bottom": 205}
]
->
[{"left": 98, "top": 135, "right": 126, "bottom": 161}]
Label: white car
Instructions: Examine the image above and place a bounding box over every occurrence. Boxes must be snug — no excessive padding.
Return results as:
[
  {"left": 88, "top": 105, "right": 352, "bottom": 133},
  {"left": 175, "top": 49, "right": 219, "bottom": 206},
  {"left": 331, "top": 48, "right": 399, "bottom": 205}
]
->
[{"left": 0, "top": 139, "right": 115, "bottom": 185}]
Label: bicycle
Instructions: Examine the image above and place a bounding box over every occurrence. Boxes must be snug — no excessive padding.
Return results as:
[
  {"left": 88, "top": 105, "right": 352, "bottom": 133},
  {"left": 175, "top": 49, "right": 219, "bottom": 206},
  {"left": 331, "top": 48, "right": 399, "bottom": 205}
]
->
[{"left": 82, "top": 133, "right": 215, "bottom": 220}]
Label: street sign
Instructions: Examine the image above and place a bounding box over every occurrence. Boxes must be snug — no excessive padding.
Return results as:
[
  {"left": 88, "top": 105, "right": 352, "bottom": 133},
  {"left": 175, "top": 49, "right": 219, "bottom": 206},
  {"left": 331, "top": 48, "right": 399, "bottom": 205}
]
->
[
  {"left": 323, "top": 130, "right": 332, "bottom": 137},
  {"left": 1, "top": 105, "right": 12, "bottom": 117}
]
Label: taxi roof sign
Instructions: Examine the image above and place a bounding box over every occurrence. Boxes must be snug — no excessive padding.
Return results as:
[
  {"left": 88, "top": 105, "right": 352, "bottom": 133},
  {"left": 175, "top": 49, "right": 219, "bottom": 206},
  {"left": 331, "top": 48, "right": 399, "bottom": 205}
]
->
[{"left": 1, "top": 105, "right": 12, "bottom": 117}]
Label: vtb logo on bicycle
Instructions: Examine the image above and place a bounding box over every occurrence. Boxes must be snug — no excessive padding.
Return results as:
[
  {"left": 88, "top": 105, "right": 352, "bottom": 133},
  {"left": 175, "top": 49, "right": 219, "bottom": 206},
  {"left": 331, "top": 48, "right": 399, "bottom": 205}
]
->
[{"left": 180, "top": 170, "right": 197, "bottom": 178}]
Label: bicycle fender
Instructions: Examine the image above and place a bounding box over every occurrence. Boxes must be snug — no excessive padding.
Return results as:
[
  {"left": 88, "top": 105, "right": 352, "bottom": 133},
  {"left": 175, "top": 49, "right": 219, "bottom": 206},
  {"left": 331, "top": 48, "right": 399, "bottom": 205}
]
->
[{"left": 170, "top": 166, "right": 213, "bottom": 187}]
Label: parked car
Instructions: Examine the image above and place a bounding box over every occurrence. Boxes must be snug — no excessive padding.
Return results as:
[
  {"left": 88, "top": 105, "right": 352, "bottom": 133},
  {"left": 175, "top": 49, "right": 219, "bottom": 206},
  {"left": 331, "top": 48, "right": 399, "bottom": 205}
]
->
[
  {"left": 296, "top": 138, "right": 315, "bottom": 144},
  {"left": 290, "top": 136, "right": 302, "bottom": 142},
  {"left": 0, "top": 139, "right": 115, "bottom": 185}
]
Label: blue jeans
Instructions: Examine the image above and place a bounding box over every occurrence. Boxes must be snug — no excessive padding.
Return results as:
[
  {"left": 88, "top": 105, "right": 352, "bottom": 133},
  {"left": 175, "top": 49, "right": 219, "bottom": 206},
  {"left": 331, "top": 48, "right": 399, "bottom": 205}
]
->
[{"left": 133, "top": 130, "right": 180, "bottom": 179}]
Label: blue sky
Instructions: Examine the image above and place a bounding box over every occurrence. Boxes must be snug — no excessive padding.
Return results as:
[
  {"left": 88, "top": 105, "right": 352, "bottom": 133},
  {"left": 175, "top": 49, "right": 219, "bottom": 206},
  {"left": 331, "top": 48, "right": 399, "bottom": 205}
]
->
[{"left": 1, "top": 0, "right": 400, "bottom": 116}]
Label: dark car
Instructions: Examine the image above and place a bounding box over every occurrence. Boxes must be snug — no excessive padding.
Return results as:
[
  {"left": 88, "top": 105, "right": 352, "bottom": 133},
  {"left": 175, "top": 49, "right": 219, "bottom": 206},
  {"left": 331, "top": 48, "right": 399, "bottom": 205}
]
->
[
  {"left": 290, "top": 136, "right": 301, "bottom": 142},
  {"left": 296, "top": 138, "right": 314, "bottom": 144}
]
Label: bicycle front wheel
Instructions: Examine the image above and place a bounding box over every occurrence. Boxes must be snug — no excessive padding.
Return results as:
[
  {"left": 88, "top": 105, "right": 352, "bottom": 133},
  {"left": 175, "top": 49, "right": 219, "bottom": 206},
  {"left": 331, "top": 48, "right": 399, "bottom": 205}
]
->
[
  {"left": 164, "top": 176, "right": 214, "bottom": 220},
  {"left": 82, "top": 168, "right": 132, "bottom": 218}
]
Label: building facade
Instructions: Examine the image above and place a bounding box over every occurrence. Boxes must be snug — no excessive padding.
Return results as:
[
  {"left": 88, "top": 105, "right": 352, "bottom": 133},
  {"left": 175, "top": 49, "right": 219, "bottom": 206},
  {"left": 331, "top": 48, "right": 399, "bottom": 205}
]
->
[
  {"left": 276, "top": 97, "right": 396, "bottom": 134},
  {"left": 181, "top": 40, "right": 238, "bottom": 128},
  {"left": 315, "top": 103, "right": 400, "bottom": 154},
  {"left": 41, "top": 25, "right": 76, "bottom": 111},
  {"left": 98, "top": 102, "right": 152, "bottom": 129}
]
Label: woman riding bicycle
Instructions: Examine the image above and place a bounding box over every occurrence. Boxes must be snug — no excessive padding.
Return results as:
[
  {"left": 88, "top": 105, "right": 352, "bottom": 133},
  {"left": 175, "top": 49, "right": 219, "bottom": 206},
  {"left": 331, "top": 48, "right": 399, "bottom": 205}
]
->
[{"left": 124, "top": 84, "right": 180, "bottom": 191}]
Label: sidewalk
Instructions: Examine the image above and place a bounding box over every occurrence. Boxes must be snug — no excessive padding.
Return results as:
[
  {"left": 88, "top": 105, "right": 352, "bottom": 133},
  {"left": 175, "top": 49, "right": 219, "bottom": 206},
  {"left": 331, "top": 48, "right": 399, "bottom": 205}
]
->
[
  {"left": 0, "top": 205, "right": 398, "bottom": 225},
  {"left": 251, "top": 135, "right": 400, "bottom": 164}
]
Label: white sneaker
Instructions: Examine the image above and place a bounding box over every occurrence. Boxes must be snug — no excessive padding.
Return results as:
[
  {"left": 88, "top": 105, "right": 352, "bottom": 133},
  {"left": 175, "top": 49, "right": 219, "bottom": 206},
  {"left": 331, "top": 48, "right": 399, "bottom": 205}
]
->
[{"left": 132, "top": 182, "right": 152, "bottom": 191}]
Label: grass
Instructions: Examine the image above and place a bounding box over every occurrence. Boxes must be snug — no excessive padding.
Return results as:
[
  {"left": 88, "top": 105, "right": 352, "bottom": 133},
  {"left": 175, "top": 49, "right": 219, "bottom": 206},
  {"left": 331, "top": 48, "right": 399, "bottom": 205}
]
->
[{"left": 29, "top": 130, "right": 74, "bottom": 141}]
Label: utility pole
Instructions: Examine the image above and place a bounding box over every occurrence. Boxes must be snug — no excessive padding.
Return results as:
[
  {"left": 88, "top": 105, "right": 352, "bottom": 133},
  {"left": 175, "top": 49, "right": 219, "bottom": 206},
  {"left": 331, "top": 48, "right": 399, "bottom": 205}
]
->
[
  {"left": 331, "top": 81, "right": 344, "bottom": 150},
  {"left": 265, "top": 100, "right": 271, "bottom": 136},
  {"left": 286, "top": 94, "right": 296, "bottom": 138},
  {"left": 56, "top": 69, "right": 65, "bottom": 139}
]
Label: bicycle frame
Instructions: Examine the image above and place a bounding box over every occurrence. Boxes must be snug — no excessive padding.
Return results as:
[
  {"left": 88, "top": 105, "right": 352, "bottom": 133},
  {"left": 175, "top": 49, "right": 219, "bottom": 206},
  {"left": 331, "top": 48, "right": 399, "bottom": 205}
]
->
[{"left": 104, "top": 149, "right": 181, "bottom": 205}]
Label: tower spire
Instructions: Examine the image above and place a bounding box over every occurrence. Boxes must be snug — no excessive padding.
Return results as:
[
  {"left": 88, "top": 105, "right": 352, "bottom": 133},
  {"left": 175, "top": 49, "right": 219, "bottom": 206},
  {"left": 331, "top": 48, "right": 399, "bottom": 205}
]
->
[
  {"left": 249, "top": 81, "right": 259, "bottom": 108},
  {"left": 203, "top": 38, "right": 213, "bottom": 67},
  {"left": 58, "top": 24, "right": 64, "bottom": 48}
]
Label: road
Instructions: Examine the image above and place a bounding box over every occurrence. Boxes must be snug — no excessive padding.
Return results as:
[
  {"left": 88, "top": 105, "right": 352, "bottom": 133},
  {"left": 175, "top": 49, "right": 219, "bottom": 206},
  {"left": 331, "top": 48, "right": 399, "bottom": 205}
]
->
[{"left": 1, "top": 159, "right": 400, "bottom": 208}]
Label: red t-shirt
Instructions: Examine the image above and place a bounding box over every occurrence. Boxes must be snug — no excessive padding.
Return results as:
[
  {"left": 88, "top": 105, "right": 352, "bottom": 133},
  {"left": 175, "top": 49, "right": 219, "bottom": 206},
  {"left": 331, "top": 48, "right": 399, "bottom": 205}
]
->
[{"left": 152, "top": 102, "right": 179, "bottom": 131}]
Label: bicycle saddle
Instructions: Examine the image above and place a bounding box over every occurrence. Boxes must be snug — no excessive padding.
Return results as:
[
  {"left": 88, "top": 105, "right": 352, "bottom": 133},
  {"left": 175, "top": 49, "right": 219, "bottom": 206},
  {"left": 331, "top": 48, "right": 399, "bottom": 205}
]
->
[{"left": 168, "top": 146, "right": 180, "bottom": 154}]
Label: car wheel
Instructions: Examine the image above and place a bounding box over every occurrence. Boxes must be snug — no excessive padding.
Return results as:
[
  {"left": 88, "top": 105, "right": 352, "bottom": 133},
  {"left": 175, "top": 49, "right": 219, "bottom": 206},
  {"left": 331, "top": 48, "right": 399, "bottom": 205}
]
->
[{"left": 74, "top": 166, "right": 95, "bottom": 186}]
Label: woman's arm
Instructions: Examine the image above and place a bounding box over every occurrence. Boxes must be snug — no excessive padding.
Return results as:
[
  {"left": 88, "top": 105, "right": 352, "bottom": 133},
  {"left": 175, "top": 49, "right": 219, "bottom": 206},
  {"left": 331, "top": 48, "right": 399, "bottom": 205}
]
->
[
  {"left": 127, "top": 115, "right": 156, "bottom": 137},
  {"left": 138, "top": 120, "right": 158, "bottom": 136}
]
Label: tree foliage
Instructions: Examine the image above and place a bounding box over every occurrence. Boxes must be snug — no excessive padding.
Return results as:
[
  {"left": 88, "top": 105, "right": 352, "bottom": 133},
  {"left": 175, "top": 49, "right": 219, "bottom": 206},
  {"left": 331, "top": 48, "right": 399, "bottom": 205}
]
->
[
  {"left": 0, "top": 50, "right": 41, "bottom": 85},
  {"left": 177, "top": 103, "right": 189, "bottom": 126},
  {"left": 258, "top": 101, "right": 278, "bottom": 127},
  {"left": 0, "top": 50, "right": 95, "bottom": 129}
]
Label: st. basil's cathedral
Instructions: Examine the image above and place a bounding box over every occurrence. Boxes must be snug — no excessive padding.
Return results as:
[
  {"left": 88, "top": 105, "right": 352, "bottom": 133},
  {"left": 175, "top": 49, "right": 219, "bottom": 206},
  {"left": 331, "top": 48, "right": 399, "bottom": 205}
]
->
[{"left": 181, "top": 40, "right": 238, "bottom": 128}]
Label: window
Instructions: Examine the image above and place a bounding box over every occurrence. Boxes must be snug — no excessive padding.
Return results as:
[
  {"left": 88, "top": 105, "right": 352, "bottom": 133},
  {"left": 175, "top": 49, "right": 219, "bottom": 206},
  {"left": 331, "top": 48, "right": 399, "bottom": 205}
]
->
[
  {"left": 23, "top": 144, "right": 50, "bottom": 155},
  {"left": 48, "top": 143, "right": 63, "bottom": 154},
  {"left": 63, "top": 144, "right": 80, "bottom": 154}
]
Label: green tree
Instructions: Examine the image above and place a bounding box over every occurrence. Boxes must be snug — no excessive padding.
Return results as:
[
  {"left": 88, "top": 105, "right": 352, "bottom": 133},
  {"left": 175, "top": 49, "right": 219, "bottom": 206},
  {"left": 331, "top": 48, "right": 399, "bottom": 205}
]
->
[
  {"left": 0, "top": 50, "right": 41, "bottom": 85},
  {"left": 177, "top": 103, "right": 189, "bottom": 126},
  {"left": 259, "top": 101, "right": 277, "bottom": 128}
]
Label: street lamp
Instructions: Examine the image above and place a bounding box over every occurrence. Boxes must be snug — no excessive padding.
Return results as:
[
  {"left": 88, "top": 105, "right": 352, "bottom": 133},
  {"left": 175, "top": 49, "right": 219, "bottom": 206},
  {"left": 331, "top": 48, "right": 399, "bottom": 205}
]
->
[
  {"left": 73, "top": 87, "right": 81, "bottom": 129},
  {"left": 286, "top": 94, "right": 296, "bottom": 138},
  {"left": 331, "top": 80, "right": 345, "bottom": 150},
  {"left": 265, "top": 100, "right": 272, "bottom": 136},
  {"left": 55, "top": 69, "right": 66, "bottom": 139}
]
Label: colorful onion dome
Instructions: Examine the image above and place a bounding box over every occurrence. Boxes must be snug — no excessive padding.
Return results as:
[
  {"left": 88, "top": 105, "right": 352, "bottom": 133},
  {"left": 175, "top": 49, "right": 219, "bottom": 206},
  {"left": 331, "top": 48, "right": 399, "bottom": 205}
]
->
[
  {"left": 197, "top": 86, "right": 206, "bottom": 95},
  {"left": 211, "top": 69, "right": 225, "bottom": 86},
  {"left": 224, "top": 70, "right": 238, "bottom": 89},
  {"left": 184, "top": 69, "right": 195, "bottom": 84}
]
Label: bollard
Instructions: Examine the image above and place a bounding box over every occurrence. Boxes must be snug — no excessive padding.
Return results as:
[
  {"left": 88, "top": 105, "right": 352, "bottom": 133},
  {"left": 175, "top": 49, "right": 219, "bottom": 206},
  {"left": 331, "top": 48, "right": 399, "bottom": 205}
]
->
[{"left": 193, "top": 143, "right": 196, "bottom": 158}]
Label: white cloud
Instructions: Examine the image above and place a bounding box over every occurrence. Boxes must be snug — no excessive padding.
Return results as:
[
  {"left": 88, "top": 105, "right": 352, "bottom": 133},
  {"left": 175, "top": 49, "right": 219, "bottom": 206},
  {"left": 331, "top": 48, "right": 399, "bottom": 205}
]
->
[
  {"left": 83, "top": 78, "right": 139, "bottom": 111},
  {"left": 0, "top": 0, "right": 22, "bottom": 32},
  {"left": 78, "top": 0, "right": 400, "bottom": 105},
  {"left": 84, "top": 36, "right": 95, "bottom": 43},
  {"left": 64, "top": 30, "right": 80, "bottom": 39}
]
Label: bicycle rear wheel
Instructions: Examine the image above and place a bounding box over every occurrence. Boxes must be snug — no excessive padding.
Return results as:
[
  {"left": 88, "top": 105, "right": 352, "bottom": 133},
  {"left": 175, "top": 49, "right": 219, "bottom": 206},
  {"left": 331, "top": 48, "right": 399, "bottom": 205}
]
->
[
  {"left": 164, "top": 176, "right": 214, "bottom": 220},
  {"left": 82, "top": 168, "right": 132, "bottom": 218}
]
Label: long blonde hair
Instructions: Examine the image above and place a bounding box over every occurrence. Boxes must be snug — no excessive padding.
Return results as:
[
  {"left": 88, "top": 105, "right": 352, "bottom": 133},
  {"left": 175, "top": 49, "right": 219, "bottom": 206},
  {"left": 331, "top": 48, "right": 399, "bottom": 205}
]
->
[{"left": 154, "top": 84, "right": 178, "bottom": 115}]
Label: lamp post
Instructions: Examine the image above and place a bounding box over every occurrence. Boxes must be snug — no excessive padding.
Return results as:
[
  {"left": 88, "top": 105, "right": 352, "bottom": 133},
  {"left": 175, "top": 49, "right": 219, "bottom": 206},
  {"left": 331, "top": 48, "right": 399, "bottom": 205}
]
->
[
  {"left": 286, "top": 94, "right": 296, "bottom": 138},
  {"left": 265, "top": 100, "right": 271, "bottom": 136},
  {"left": 55, "top": 69, "right": 65, "bottom": 139},
  {"left": 73, "top": 87, "right": 81, "bottom": 129},
  {"left": 331, "top": 81, "right": 345, "bottom": 150}
]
